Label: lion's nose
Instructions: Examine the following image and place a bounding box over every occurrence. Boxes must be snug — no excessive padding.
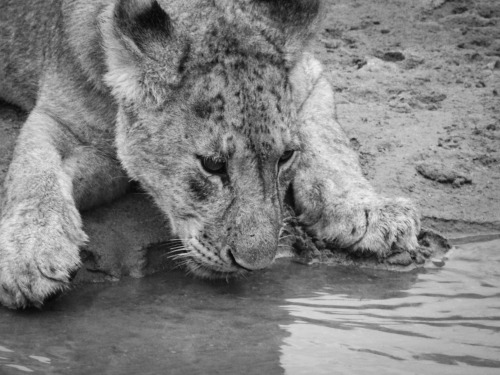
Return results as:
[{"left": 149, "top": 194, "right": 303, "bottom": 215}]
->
[{"left": 219, "top": 244, "right": 276, "bottom": 271}]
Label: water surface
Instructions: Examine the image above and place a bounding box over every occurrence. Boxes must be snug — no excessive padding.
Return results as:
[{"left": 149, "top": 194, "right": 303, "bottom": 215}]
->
[{"left": 0, "top": 240, "right": 499, "bottom": 374}]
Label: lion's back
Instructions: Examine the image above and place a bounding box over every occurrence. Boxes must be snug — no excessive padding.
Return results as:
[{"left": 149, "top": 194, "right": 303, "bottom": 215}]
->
[{"left": 0, "top": 0, "right": 65, "bottom": 110}]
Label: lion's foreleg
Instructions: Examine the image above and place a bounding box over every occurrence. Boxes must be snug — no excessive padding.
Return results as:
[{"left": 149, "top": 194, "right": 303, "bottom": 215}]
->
[
  {"left": 0, "top": 109, "right": 127, "bottom": 308},
  {"left": 293, "top": 76, "right": 420, "bottom": 255}
]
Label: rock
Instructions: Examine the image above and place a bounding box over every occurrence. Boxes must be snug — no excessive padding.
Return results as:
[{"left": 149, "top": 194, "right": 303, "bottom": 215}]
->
[
  {"left": 387, "top": 252, "right": 413, "bottom": 266},
  {"left": 379, "top": 51, "right": 405, "bottom": 62},
  {"left": 415, "top": 161, "right": 472, "bottom": 186},
  {"left": 486, "top": 60, "right": 500, "bottom": 70},
  {"left": 431, "top": 258, "right": 446, "bottom": 267}
]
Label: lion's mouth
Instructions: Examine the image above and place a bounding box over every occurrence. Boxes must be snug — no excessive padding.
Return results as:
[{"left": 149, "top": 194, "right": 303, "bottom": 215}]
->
[
  {"left": 175, "top": 238, "right": 249, "bottom": 280},
  {"left": 184, "top": 256, "right": 248, "bottom": 280}
]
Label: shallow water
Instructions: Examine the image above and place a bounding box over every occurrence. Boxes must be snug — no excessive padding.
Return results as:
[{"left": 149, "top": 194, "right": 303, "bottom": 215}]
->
[{"left": 0, "top": 239, "right": 499, "bottom": 375}]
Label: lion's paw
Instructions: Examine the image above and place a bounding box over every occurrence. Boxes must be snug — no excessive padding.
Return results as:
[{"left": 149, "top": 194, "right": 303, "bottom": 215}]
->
[
  {"left": 305, "top": 196, "right": 420, "bottom": 257},
  {"left": 0, "top": 211, "right": 86, "bottom": 309}
]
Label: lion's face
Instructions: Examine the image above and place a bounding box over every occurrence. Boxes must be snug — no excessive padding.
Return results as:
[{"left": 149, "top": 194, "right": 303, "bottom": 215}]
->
[
  {"left": 103, "top": 0, "right": 320, "bottom": 278},
  {"left": 116, "top": 57, "right": 301, "bottom": 278}
]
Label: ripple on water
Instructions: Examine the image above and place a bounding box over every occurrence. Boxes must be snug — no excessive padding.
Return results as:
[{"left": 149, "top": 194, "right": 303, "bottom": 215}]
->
[
  {"left": 0, "top": 344, "right": 53, "bottom": 374},
  {"left": 280, "top": 240, "right": 500, "bottom": 375},
  {"left": 0, "top": 240, "right": 499, "bottom": 375}
]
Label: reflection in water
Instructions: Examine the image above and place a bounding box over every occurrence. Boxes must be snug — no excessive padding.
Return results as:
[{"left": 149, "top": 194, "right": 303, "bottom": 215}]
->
[
  {"left": 0, "top": 240, "right": 498, "bottom": 374},
  {"left": 28, "top": 356, "right": 51, "bottom": 364},
  {"left": 280, "top": 240, "right": 500, "bottom": 375},
  {"left": 0, "top": 344, "right": 50, "bottom": 373},
  {"left": 4, "top": 364, "right": 34, "bottom": 373}
]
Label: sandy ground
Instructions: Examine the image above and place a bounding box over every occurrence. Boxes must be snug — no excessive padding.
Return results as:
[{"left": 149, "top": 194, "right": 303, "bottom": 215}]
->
[
  {"left": 0, "top": 0, "right": 499, "bottom": 279},
  {"left": 314, "top": 0, "right": 500, "bottom": 236}
]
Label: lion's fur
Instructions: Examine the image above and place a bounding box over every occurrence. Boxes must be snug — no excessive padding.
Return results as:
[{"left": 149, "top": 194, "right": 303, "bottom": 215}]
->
[{"left": 0, "top": 0, "right": 419, "bottom": 309}]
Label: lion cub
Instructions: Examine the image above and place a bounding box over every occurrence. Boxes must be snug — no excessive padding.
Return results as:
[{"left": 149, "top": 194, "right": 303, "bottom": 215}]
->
[{"left": 0, "top": 0, "right": 420, "bottom": 308}]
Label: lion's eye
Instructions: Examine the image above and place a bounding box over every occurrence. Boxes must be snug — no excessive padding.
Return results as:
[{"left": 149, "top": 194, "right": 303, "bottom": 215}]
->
[
  {"left": 199, "top": 156, "right": 227, "bottom": 175},
  {"left": 279, "top": 150, "right": 295, "bottom": 165}
]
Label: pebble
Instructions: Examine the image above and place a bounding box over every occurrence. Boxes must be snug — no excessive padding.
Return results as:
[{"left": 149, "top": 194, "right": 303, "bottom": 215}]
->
[
  {"left": 380, "top": 51, "right": 405, "bottom": 62},
  {"left": 415, "top": 255, "right": 426, "bottom": 265},
  {"left": 431, "top": 258, "right": 446, "bottom": 267},
  {"left": 324, "top": 40, "right": 341, "bottom": 50},
  {"left": 486, "top": 60, "right": 500, "bottom": 70},
  {"left": 387, "top": 252, "right": 413, "bottom": 266}
]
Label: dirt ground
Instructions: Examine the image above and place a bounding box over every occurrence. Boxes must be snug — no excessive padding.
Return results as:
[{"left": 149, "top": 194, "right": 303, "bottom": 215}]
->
[
  {"left": 0, "top": 0, "right": 499, "bottom": 278},
  {"left": 314, "top": 0, "right": 500, "bottom": 237}
]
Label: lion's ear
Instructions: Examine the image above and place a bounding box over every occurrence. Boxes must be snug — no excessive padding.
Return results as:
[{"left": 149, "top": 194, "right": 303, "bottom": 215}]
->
[
  {"left": 254, "top": 0, "right": 321, "bottom": 30},
  {"left": 102, "top": 0, "right": 189, "bottom": 103},
  {"left": 114, "top": 0, "right": 173, "bottom": 57},
  {"left": 250, "top": 0, "right": 323, "bottom": 63}
]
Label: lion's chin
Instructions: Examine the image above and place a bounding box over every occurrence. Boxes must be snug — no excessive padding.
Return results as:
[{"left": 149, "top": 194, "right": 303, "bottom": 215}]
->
[{"left": 184, "top": 257, "right": 248, "bottom": 280}]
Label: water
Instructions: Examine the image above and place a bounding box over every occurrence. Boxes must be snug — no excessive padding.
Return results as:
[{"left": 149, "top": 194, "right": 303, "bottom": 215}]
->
[{"left": 0, "top": 239, "right": 499, "bottom": 375}]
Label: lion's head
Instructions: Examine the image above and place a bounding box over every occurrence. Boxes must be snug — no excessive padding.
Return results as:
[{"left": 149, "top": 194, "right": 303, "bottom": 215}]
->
[{"left": 101, "top": 0, "right": 321, "bottom": 278}]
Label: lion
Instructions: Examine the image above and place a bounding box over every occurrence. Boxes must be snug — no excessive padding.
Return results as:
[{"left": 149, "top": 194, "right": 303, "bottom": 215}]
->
[{"left": 0, "top": 0, "right": 420, "bottom": 309}]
